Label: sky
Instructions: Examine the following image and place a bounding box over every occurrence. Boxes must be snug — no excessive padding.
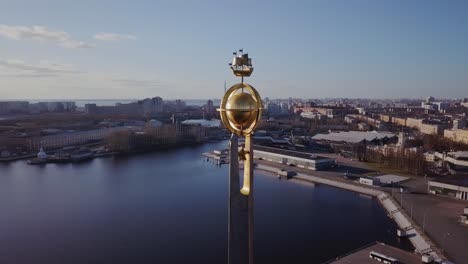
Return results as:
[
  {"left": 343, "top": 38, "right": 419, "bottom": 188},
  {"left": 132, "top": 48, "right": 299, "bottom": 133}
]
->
[{"left": 0, "top": 0, "right": 467, "bottom": 100}]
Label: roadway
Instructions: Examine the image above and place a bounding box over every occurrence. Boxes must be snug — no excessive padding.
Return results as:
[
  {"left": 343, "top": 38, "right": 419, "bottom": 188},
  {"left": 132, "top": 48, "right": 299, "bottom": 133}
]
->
[{"left": 394, "top": 186, "right": 468, "bottom": 264}]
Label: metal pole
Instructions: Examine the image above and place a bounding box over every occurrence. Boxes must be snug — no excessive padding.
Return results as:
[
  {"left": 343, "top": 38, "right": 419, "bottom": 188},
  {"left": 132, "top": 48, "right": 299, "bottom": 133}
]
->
[
  {"left": 400, "top": 192, "right": 403, "bottom": 208},
  {"left": 423, "top": 212, "right": 427, "bottom": 233},
  {"left": 411, "top": 203, "right": 414, "bottom": 220},
  {"left": 228, "top": 134, "right": 248, "bottom": 264},
  {"left": 246, "top": 134, "right": 254, "bottom": 264}
]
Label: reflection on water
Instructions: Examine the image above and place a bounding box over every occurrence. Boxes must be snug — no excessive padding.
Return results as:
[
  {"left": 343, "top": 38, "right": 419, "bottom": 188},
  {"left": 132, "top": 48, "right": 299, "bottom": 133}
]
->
[{"left": 0, "top": 141, "right": 412, "bottom": 264}]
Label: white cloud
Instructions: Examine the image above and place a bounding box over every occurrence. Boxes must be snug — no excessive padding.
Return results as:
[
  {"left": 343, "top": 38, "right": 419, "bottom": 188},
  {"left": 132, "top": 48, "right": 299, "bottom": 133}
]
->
[
  {"left": 94, "top": 32, "right": 136, "bottom": 42},
  {"left": 0, "top": 58, "right": 82, "bottom": 77},
  {"left": 0, "top": 24, "right": 94, "bottom": 49},
  {"left": 60, "top": 40, "right": 94, "bottom": 49}
]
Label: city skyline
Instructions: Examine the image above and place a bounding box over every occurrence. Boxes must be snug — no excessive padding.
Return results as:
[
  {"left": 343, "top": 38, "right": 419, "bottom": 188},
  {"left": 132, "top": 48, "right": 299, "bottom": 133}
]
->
[
  {"left": 2, "top": 2, "right": 468, "bottom": 263},
  {"left": 1, "top": 0, "right": 468, "bottom": 99}
]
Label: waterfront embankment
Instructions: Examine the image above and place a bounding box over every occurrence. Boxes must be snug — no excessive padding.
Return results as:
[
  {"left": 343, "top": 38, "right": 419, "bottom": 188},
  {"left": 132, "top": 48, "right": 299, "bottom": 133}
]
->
[{"left": 254, "top": 162, "right": 445, "bottom": 262}]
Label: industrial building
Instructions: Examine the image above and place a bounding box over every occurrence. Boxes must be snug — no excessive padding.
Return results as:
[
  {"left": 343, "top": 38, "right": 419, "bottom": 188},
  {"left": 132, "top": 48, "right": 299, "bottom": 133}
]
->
[
  {"left": 359, "top": 176, "right": 381, "bottom": 186},
  {"left": 84, "top": 97, "right": 164, "bottom": 116},
  {"left": 253, "top": 145, "right": 335, "bottom": 170},
  {"left": 294, "top": 105, "right": 355, "bottom": 118},
  {"left": 29, "top": 126, "right": 142, "bottom": 150},
  {"left": 312, "top": 131, "right": 397, "bottom": 145},
  {"left": 181, "top": 119, "right": 221, "bottom": 128},
  {"left": 0, "top": 101, "right": 29, "bottom": 114},
  {"left": 444, "top": 128, "right": 468, "bottom": 144},
  {"left": 359, "top": 174, "right": 409, "bottom": 187},
  {"left": 461, "top": 207, "right": 468, "bottom": 225},
  {"left": 428, "top": 176, "right": 468, "bottom": 200},
  {"left": 434, "top": 151, "right": 468, "bottom": 172}
]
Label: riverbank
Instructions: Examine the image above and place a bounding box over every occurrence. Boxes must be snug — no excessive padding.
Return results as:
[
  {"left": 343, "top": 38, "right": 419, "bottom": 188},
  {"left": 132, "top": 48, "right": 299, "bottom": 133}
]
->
[
  {"left": 254, "top": 161, "right": 446, "bottom": 262},
  {"left": 0, "top": 140, "right": 405, "bottom": 264},
  {"left": 0, "top": 153, "right": 36, "bottom": 162},
  {"left": 3, "top": 140, "right": 214, "bottom": 165}
]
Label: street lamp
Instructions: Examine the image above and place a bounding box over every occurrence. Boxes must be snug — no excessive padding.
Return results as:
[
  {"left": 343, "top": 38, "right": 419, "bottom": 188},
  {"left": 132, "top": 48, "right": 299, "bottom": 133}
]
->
[
  {"left": 400, "top": 190, "right": 403, "bottom": 208},
  {"left": 423, "top": 211, "right": 427, "bottom": 233},
  {"left": 410, "top": 203, "right": 414, "bottom": 220}
]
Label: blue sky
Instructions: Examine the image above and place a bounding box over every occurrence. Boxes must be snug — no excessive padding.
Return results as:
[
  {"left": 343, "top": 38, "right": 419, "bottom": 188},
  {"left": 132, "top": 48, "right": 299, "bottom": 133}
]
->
[{"left": 0, "top": 0, "right": 467, "bottom": 100}]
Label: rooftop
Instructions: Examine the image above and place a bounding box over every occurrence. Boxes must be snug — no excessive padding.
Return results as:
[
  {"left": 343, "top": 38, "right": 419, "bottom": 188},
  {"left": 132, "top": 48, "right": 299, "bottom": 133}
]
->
[
  {"left": 375, "top": 174, "right": 410, "bottom": 185},
  {"left": 312, "top": 131, "right": 396, "bottom": 144},
  {"left": 181, "top": 119, "right": 221, "bottom": 128},
  {"left": 253, "top": 145, "right": 331, "bottom": 161},
  {"left": 429, "top": 175, "right": 468, "bottom": 188},
  {"left": 447, "top": 151, "right": 468, "bottom": 160}
]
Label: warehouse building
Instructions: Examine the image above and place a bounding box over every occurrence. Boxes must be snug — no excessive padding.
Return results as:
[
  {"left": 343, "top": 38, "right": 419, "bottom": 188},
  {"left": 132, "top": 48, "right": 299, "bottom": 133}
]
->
[
  {"left": 312, "top": 131, "right": 397, "bottom": 145},
  {"left": 434, "top": 151, "right": 468, "bottom": 172},
  {"left": 428, "top": 176, "right": 468, "bottom": 200},
  {"left": 253, "top": 145, "right": 335, "bottom": 170}
]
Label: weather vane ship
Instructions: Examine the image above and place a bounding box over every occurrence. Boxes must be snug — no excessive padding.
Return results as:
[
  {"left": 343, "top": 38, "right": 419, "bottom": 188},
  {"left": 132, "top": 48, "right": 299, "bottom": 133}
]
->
[{"left": 229, "top": 49, "right": 254, "bottom": 80}]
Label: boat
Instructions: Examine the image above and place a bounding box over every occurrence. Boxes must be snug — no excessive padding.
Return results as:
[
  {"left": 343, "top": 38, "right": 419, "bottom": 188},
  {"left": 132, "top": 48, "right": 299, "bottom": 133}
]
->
[{"left": 27, "top": 147, "right": 48, "bottom": 165}]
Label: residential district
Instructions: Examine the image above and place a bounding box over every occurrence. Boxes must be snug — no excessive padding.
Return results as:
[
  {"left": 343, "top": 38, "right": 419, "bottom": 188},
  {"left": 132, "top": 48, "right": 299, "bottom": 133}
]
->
[{"left": 1, "top": 96, "right": 468, "bottom": 264}]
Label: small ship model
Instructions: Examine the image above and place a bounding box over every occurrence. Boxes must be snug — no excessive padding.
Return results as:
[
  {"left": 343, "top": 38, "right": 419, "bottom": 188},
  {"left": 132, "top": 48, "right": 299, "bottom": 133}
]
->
[{"left": 229, "top": 49, "right": 253, "bottom": 77}]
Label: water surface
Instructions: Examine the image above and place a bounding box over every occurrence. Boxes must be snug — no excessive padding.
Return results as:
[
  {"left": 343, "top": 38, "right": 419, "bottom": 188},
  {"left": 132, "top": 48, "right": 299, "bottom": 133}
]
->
[{"left": 0, "top": 141, "right": 411, "bottom": 263}]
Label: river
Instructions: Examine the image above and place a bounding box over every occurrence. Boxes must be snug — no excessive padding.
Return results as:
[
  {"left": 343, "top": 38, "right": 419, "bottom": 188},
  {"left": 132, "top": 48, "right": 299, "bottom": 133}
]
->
[{"left": 0, "top": 141, "right": 412, "bottom": 264}]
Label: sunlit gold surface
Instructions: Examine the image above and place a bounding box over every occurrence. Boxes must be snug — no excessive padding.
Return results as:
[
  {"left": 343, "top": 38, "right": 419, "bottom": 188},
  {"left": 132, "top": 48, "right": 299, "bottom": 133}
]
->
[
  {"left": 231, "top": 67, "right": 254, "bottom": 77},
  {"left": 225, "top": 93, "right": 257, "bottom": 128},
  {"left": 240, "top": 134, "right": 252, "bottom": 195},
  {"left": 218, "top": 83, "right": 263, "bottom": 136},
  {"left": 218, "top": 83, "right": 262, "bottom": 196}
]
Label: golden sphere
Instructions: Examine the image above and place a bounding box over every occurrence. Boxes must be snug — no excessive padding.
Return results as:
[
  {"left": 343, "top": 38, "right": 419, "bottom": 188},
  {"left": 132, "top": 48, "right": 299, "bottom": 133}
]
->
[{"left": 225, "top": 92, "right": 258, "bottom": 128}]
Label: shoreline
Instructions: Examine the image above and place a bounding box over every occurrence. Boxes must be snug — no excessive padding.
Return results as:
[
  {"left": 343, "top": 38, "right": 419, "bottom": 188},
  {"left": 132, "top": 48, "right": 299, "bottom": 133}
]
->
[
  {"left": 253, "top": 161, "right": 446, "bottom": 262},
  {"left": 2, "top": 140, "right": 215, "bottom": 164}
]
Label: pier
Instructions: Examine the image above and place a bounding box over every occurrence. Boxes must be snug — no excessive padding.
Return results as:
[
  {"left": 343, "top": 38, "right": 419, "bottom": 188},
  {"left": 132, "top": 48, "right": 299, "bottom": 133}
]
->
[{"left": 202, "top": 149, "right": 229, "bottom": 165}]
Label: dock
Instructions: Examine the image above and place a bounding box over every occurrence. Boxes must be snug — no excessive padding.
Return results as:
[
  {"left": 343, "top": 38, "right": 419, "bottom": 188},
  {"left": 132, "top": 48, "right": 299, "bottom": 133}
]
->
[{"left": 202, "top": 149, "right": 229, "bottom": 165}]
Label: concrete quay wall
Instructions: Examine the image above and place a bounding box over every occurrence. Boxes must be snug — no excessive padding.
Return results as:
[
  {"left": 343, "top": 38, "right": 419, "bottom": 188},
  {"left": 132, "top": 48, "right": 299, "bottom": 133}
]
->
[{"left": 254, "top": 163, "right": 443, "bottom": 261}]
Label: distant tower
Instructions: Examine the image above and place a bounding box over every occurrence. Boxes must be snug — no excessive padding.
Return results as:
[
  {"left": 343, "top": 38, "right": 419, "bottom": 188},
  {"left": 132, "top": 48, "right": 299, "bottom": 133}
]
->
[
  {"left": 426, "top": 96, "right": 435, "bottom": 104},
  {"left": 206, "top": 99, "right": 215, "bottom": 118}
]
